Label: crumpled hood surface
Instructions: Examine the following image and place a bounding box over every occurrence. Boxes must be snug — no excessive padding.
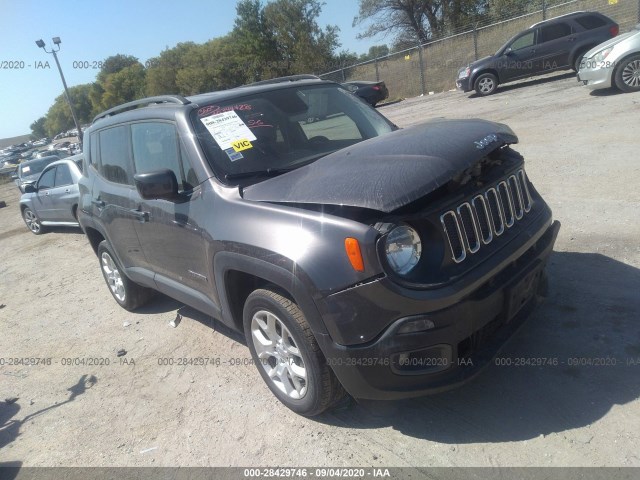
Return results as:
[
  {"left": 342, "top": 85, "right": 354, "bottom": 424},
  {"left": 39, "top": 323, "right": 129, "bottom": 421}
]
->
[{"left": 243, "top": 118, "right": 518, "bottom": 213}]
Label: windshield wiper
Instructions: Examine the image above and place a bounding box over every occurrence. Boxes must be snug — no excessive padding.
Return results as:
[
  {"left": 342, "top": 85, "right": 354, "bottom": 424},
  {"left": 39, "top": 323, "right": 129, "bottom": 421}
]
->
[
  {"left": 224, "top": 153, "right": 330, "bottom": 181},
  {"left": 224, "top": 167, "right": 295, "bottom": 181}
]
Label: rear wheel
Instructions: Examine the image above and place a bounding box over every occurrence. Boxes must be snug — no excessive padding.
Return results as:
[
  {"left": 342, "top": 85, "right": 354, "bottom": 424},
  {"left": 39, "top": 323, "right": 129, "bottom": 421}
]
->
[
  {"left": 474, "top": 73, "right": 498, "bottom": 96},
  {"left": 614, "top": 54, "right": 640, "bottom": 93},
  {"left": 243, "top": 289, "right": 346, "bottom": 416},
  {"left": 22, "top": 207, "right": 44, "bottom": 235},
  {"left": 97, "top": 240, "right": 154, "bottom": 311}
]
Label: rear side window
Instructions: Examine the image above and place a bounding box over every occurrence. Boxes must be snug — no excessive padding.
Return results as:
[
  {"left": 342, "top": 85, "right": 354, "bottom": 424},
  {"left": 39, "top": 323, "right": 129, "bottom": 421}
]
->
[
  {"left": 131, "top": 122, "right": 196, "bottom": 192},
  {"left": 539, "top": 22, "right": 572, "bottom": 43},
  {"left": 574, "top": 15, "right": 606, "bottom": 30},
  {"left": 55, "top": 164, "right": 73, "bottom": 187},
  {"left": 99, "top": 126, "right": 132, "bottom": 185}
]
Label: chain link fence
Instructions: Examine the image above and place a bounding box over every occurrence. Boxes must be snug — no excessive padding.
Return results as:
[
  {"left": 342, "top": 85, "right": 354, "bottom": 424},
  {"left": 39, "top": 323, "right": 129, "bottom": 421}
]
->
[{"left": 319, "top": 0, "right": 639, "bottom": 99}]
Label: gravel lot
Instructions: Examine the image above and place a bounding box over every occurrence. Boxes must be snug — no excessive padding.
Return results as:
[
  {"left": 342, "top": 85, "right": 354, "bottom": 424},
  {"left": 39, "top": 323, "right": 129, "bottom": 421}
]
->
[{"left": 1, "top": 73, "right": 639, "bottom": 468}]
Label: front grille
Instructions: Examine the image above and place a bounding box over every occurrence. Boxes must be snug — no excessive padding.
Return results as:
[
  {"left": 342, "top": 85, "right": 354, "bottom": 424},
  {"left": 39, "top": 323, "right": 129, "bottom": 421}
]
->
[{"left": 440, "top": 169, "right": 533, "bottom": 263}]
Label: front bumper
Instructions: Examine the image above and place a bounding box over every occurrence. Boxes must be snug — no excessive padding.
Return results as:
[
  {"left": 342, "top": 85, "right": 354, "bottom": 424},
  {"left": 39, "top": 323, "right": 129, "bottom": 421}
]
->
[
  {"left": 456, "top": 76, "right": 472, "bottom": 92},
  {"left": 315, "top": 217, "right": 560, "bottom": 400},
  {"left": 577, "top": 64, "right": 614, "bottom": 90}
]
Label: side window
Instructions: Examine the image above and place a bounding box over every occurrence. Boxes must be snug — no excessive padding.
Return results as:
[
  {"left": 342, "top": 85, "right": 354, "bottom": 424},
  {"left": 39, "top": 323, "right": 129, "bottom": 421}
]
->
[
  {"left": 89, "top": 133, "right": 98, "bottom": 169},
  {"left": 510, "top": 31, "right": 535, "bottom": 51},
  {"left": 38, "top": 167, "right": 56, "bottom": 190},
  {"left": 131, "top": 122, "right": 195, "bottom": 192},
  {"left": 539, "top": 22, "right": 572, "bottom": 43},
  {"left": 574, "top": 15, "right": 606, "bottom": 30},
  {"left": 54, "top": 164, "right": 73, "bottom": 187},
  {"left": 99, "top": 126, "right": 132, "bottom": 185}
]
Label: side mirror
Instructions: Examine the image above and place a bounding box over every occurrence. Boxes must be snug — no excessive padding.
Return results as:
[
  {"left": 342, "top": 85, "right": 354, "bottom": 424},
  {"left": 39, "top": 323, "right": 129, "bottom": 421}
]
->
[
  {"left": 504, "top": 48, "right": 514, "bottom": 56},
  {"left": 23, "top": 184, "right": 37, "bottom": 193},
  {"left": 134, "top": 169, "right": 179, "bottom": 201},
  {"left": 11, "top": 173, "right": 18, "bottom": 180}
]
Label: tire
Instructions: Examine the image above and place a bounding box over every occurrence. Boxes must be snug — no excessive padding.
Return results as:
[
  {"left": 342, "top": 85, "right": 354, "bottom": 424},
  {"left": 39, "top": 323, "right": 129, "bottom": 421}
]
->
[
  {"left": 614, "top": 54, "right": 640, "bottom": 93},
  {"left": 474, "top": 73, "right": 498, "bottom": 96},
  {"left": 22, "top": 207, "right": 44, "bottom": 235},
  {"left": 243, "top": 289, "right": 346, "bottom": 416},
  {"left": 97, "top": 240, "right": 154, "bottom": 311},
  {"left": 573, "top": 53, "right": 586, "bottom": 72}
]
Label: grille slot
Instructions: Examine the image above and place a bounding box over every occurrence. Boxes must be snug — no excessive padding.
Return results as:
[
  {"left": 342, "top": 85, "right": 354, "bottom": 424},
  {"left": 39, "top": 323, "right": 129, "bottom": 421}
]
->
[
  {"left": 457, "top": 203, "right": 480, "bottom": 253},
  {"left": 518, "top": 170, "right": 532, "bottom": 212},
  {"left": 440, "top": 211, "right": 466, "bottom": 263},
  {"left": 497, "top": 181, "right": 515, "bottom": 228},
  {"left": 486, "top": 188, "right": 505, "bottom": 236},
  {"left": 440, "top": 169, "right": 532, "bottom": 263},
  {"left": 508, "top": 175, "right": 524, "bottom": 220},
  {"left": 472, "top": 195, "right": 492, "bottom": 244}
]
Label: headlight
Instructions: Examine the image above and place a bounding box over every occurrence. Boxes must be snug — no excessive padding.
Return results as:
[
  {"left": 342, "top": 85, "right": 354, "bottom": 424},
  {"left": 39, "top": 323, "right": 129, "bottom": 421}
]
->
[
  {"left": 593, "top": 47, "right": 613, "bottom": 62},
  {"left": 458, "top": 66, "right": 470, "bottom": 79},
  {"left": 384, "top": 225, "right": 422, "bottom": 275}
]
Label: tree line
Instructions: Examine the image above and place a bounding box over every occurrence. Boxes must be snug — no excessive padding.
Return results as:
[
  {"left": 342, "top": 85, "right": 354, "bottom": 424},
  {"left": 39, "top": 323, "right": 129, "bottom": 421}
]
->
[{"left": 31, "top": 0, "right": 548, "bottom": 138}]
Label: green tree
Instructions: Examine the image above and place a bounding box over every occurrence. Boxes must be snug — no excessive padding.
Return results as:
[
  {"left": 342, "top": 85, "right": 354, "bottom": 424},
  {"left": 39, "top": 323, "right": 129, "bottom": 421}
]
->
[
  {"left": 30, "top": 117, "right": 47, "bottom": 139},
  {"left": 42, "top": 84, "right": 93, "bottom": 136},
  {"left": 263, "top": 0, "right": 340, "bottom": 74},
  {"left": 354, "top": 0, "right": 487, "bottom": 44},
  {"left": 90, "top": 55, "right": 146, "bottom": 113}
]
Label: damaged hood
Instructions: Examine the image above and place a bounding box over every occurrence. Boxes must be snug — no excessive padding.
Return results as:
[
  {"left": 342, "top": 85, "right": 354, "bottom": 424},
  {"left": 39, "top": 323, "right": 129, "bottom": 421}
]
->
[{"left": 243, "top": 118, "right": 518, "bottom": 213}]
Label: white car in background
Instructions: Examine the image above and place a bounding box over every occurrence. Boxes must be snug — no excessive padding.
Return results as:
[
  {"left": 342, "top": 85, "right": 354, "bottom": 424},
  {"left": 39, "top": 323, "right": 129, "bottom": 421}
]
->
[{"left": 578, "top": 23, "right": 640, "bottom": 92}]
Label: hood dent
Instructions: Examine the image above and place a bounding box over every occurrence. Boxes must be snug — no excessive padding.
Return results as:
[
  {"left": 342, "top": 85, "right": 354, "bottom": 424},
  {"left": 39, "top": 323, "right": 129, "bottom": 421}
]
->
[{"left": 243, "top": 119, "right": 518, "bottom": 213}]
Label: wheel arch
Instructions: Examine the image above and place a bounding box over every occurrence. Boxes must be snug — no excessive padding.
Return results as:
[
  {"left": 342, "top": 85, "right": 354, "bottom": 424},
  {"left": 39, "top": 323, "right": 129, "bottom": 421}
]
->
[
  {"left": 214, "top": 251, "right": 329, "bottom": 338},
  {"left": 84, "top": 226, "right": 105, "bottom": 255},
  {"left": 472, "top": 68, "right": 500, "bottom": 86},
  {"left": 612, "top": 50, "right": 640, "bottom": 86}
]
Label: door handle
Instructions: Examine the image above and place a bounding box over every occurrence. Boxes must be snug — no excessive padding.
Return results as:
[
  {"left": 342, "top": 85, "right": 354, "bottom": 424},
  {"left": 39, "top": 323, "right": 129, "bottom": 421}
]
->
[
  {"left": 130, "top": 208, "right": 149, "bottom": 223},
  {"left": 568, "top": 37, "right": 576, "bottom": 42},
  {"left": 65, "top": 189, "right": 71, "bottom": 193},
  {"left": 92, "top": 199, "right": 105, "bottom": 208}
]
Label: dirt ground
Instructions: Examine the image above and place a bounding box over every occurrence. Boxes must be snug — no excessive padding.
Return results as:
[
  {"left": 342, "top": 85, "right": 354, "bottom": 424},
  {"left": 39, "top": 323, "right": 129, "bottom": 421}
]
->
[{"left": 1, "top": 73, "right": 639, "bottom": 468}]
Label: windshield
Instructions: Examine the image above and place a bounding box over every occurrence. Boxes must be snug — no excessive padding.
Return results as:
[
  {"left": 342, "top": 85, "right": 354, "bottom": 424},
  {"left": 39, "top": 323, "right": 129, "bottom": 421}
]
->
[
  {"left": 191, "top": 84, "right": 395, "bottom": 183},
  {"left": 19, "top": 158, "right": 53, "bottom": 177}
]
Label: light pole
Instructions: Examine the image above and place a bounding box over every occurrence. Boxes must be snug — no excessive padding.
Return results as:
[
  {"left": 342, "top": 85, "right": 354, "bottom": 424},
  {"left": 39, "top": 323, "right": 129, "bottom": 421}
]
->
[{"left": 35, "top": 37, "right": 83, "bottom": 146}]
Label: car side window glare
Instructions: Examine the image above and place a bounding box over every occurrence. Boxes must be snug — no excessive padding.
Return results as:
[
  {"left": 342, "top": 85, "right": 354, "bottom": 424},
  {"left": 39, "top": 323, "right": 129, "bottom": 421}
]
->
[
  {"left": 539, "top": 22, "right": 572, "bottom": 43},
  {"left": 38, "top": 167, "right": 56, "bottom": 190},
  {"left": 54, "top": 164, "right": 73, "bottom": 187},
  {"left": 98, "top": 125, "right": 133, "bottom": 185},
  {"left": 510, "top": 31, "right": 535, "bottom": 51},
  {"left": 131, "top": 122, "right": 194, "bottom": 193}
]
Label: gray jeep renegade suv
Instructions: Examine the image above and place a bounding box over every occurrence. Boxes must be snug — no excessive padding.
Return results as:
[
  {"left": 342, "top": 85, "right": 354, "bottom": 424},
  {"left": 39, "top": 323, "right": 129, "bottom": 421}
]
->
[{"left": 78, "top": 76, "right": 560, "bottom": 416}]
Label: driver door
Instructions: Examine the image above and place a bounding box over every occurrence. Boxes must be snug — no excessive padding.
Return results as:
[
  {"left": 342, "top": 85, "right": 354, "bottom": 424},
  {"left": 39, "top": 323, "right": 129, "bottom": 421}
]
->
[
  {"left": 500, "top": 30, "right": 538, "bottom": 82},
  {"left": 32, "top": 166, "right": 57, "bottom": 220}
]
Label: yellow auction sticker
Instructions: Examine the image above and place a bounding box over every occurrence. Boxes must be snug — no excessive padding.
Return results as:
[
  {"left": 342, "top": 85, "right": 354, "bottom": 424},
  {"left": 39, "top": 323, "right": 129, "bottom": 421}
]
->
[{"left": 232, "top": 139, "right": 253, "bottom": 152}]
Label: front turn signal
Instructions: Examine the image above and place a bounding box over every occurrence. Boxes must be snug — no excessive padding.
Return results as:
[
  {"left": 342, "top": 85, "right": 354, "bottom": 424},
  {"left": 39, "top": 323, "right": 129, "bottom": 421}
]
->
[{"left": 344, "top": 237, "right": 365, "bottom": 272}]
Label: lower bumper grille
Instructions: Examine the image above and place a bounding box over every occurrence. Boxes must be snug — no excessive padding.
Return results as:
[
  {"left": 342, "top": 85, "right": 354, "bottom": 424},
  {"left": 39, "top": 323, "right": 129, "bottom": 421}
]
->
[{"left": 440, "top": 169, "right": 532, "bottom": 263}]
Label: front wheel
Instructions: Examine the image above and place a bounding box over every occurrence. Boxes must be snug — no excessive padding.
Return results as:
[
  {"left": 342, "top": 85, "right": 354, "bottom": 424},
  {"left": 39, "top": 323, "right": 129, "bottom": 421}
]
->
[
  {"left": 97, "top": 240, "right": 154, "bottom": 311},
  {"left": 243, "top": 289, "right": 345, "bottom": 416},
  {"left": 474, "top": 73, "right": 499, "bottom": 96},
  {"left": 614, "top": 54, "right": 640, "bottom": 93},
  {"left": 22, "top": 207, "right": 44, "bottom": 235}
]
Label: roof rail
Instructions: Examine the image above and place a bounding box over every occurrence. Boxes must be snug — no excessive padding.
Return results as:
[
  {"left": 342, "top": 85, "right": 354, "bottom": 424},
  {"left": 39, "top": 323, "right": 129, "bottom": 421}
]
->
[
  {"left": 92, "top": 95, "right": 191, "bottom": 123},
  {"left": 245, "top": 74, "right": 321, "bottom": 87},
  {"left": 530, "top": 10, "right": 586, "bottom": 28}
]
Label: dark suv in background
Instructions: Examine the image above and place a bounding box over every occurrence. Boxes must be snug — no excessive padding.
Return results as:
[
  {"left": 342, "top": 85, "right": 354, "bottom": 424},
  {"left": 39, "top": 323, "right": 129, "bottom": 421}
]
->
[
  {"left": 457, "top": 11, "right": 619, "bottom": 96},
  {"left": 78, "top": 77, "right": 559, "bottom": 416}
]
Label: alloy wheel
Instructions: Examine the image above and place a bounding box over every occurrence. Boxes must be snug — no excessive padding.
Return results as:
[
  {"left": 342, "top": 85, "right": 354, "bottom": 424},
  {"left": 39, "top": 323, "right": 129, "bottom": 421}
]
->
[
  {"left": 479, "top": 77, "right": 495, "bottom": 94},
  {"left": 622, "top": 60, "right": 640, "bottom": 88},
  {"left": 251, "top": 310, "right": 308, "bottom": 399},
  {"left": 23, "top": 209, "right": 41, "bottom": 234},
  {"left": 101, "top": 252, "right": 126, "bottom": 302}
]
